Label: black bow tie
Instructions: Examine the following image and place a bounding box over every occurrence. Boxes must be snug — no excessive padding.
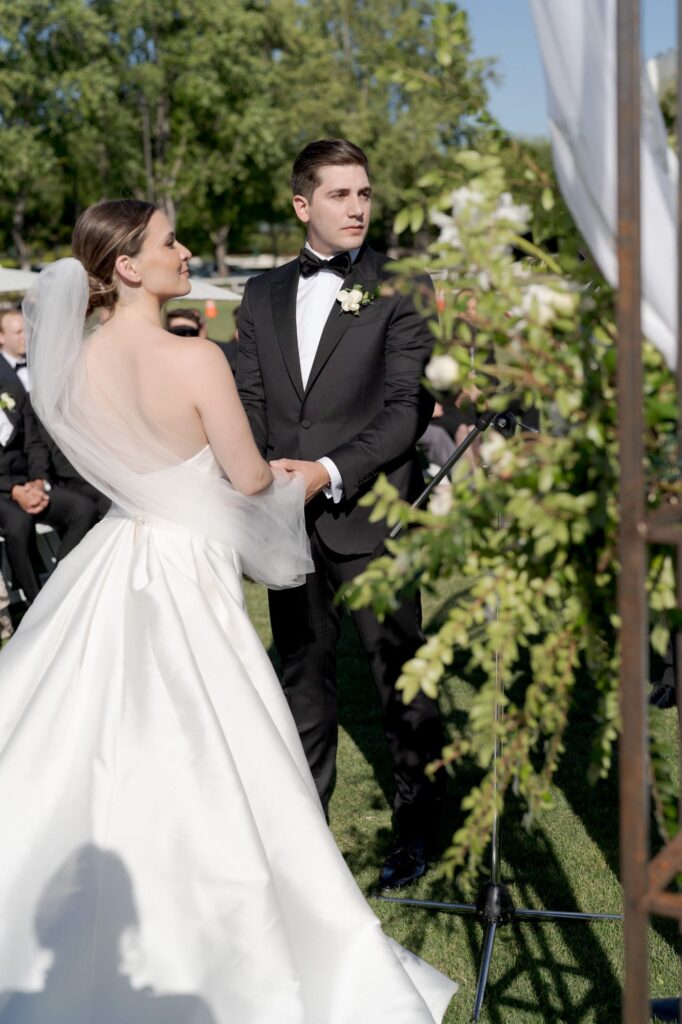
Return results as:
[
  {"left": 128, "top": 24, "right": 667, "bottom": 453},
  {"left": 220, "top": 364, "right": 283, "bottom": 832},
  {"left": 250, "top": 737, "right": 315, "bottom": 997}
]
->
[
  {"left": 299, "top": 249, "right": 353, "bottom": 279},
  {"left": 14, "top": 361, "right": 27, "bottom": 370}
]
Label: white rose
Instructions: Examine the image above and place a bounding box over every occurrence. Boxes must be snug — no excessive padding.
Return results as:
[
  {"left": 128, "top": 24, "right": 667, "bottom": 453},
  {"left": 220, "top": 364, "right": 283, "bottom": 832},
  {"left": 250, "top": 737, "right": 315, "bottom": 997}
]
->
[
  {"left": 337, "top": 286, "right": 364, "bottom": 313},
  {"left": 0, "top": 392, "right": 15, "bottom": 410},
  {"left": 425, "top": 354, "right": 460, "bottom": 390}
]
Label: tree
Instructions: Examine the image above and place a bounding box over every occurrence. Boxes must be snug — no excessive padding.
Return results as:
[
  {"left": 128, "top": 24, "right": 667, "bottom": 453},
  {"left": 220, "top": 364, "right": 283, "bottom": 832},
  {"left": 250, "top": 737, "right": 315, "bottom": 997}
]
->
[
  {"left": 0, "top": 0, "right": 117, "bottom": 264},
  {"left": 275, "top": 0, "right": 494, "bottom": 247}
]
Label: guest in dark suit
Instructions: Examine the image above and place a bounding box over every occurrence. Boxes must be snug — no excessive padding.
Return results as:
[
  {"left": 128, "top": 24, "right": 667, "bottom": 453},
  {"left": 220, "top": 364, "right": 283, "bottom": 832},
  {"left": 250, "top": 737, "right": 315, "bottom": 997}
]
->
[
  {"left": 0, "top": 375, "right": 99, "bottom": 603},
  {"left": 0, "top": 309, "right": 110, "bottom": 518},
  {"left": 236, "top": 139, "right": 445, "bottom": 890}
]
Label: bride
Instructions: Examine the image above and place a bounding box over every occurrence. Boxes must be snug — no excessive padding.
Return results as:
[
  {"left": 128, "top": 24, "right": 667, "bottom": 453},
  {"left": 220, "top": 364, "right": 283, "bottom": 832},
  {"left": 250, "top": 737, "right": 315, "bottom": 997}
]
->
[{"left": 0, "top": 199, "right": 457, "bottom": 1023}]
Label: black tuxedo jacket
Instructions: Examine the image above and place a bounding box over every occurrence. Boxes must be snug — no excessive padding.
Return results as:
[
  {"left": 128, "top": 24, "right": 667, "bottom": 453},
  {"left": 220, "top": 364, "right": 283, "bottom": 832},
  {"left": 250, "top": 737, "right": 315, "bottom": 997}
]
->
[
  {"left": 0, "top": 366, "right": 50, "bottom": 498},
  {"left": 0, "top": 356, "right": 98, "bottom": 490},
  {"left": 236, "top": 245, "right": 435, "bottom": 555}
]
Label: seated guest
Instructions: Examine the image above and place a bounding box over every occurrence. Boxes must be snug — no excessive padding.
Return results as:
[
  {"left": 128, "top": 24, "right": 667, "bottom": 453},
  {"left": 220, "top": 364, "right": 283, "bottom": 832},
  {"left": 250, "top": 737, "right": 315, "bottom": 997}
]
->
[
  {"left": 0, "top": 308, "right": 110, "bottom": 517},
  {"left": 30, "top": 415, "right": 111, "bottom": 518},
  {"left": 0, "top": 308, "right": 29, "bottom": 391},
  {"left": 0, "top": 376, "right": 99, "bottom": 604}
]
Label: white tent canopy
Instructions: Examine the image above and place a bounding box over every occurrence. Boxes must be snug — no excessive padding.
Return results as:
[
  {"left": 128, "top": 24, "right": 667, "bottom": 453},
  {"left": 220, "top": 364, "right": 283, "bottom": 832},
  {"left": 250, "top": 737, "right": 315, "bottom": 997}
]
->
[
  {"left": 0, "top": 265, "right": 239, "bottom": 302},
  {"left": 185, "top": 278, "right": 241, "bottom": 301},
  {"left": 0, "top": 266, "right": 40, "bottom": 294}
]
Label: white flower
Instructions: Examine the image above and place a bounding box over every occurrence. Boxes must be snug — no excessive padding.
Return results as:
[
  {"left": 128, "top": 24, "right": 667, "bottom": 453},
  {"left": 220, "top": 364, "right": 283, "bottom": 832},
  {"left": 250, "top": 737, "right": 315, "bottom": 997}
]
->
[
  {"left": 492, "top": 191, "right": 531, "bottom": 232},
  {"left": 430, "top": 210, "right": 461, "bottom": 248},
  {"left": 480, "top": 431, "right": 516, "bottom": 477},
  {"left": 425, "top": 354, "right": 460, "bottom": 390},
  {"left": 428, "top": 483, "right": 453, "bottom": 516},
  {"left": 431, "top": 188, "right": 529, "bottom": 250},
  {"left": 337, "top": 286, "right": 364, "bottom": 313},
  {"left": 509, "top": 282, "right": 579, "bottom": 327},
  {"left": 0, "top": 392, "right": 15, "bottom": 411}
]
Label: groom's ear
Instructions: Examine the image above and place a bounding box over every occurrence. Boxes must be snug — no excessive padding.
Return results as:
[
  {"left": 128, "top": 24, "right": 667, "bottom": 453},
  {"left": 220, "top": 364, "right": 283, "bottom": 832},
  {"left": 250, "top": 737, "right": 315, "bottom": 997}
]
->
[{"left": 292, "top": 194, "right": 311, "bottom": 224}]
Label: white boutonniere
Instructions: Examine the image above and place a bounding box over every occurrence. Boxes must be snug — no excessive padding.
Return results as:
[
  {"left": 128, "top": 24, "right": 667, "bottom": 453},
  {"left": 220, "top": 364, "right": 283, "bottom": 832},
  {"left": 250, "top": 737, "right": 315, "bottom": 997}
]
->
[
  {"left": 0, "top": 392, "right": 16, "bottom": 412},
  {"left": 336, "top": 284, "right": 380, "bottom": 316}
]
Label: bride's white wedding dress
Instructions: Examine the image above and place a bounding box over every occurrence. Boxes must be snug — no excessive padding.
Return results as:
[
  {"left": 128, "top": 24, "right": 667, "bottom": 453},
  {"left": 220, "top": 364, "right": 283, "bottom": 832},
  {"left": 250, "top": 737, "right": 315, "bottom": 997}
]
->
[{"left": 0, "top": 261, "right": 457, "bottom": 1023}]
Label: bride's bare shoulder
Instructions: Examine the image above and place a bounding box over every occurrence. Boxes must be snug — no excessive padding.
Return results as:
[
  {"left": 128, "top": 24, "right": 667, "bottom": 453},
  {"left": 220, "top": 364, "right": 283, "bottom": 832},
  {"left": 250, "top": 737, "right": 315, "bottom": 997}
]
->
[{"left": 163, "top": 335, "right": 229, "bottom": 377}]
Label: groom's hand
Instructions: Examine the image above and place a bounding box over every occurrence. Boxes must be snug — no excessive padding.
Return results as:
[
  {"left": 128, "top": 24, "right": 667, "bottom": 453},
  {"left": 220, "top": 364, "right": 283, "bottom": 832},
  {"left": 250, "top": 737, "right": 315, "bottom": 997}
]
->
[{"left": 270, "top": 459, "right": 330, "bottom": 503}]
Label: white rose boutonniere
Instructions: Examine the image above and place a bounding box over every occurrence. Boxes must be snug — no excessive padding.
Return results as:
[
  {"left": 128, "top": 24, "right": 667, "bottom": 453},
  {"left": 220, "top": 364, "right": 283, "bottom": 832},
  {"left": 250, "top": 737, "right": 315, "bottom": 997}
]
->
[
  {"left": 336, "top": 284, "right": 380, "bottom": 316},
  {"left": 0, "top": 392, "right": 16, "bottom": 412}
]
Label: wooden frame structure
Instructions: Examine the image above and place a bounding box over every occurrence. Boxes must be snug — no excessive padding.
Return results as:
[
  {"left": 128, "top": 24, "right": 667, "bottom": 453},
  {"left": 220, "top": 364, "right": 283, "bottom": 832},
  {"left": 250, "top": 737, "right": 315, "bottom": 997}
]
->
[{"left": 617, "top": 1, "right": 682, "bottom": 1020}]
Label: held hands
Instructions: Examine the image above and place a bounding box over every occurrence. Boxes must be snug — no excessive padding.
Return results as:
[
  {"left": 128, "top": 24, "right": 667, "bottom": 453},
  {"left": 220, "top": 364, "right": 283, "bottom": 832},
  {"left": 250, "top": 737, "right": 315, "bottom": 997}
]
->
[
  {"left": 270, "top": 459, "right": 330, "bottom": 503},
  {"left": 11, "top": 480, "right": 50, "bottom": 515}
]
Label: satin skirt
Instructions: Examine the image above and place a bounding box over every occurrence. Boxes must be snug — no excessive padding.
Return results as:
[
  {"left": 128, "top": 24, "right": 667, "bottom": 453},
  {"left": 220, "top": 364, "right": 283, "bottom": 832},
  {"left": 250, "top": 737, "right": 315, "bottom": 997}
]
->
[{"left": 0, "top": 514, "right": 457, "bottom": 1023}]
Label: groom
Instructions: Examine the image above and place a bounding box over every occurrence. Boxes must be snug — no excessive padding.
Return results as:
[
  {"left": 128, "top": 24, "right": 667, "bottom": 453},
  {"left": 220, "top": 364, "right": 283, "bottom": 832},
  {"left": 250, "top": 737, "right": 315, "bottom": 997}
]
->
[{"left": 237, "top": 139, "right": 445, "bottom": 889}]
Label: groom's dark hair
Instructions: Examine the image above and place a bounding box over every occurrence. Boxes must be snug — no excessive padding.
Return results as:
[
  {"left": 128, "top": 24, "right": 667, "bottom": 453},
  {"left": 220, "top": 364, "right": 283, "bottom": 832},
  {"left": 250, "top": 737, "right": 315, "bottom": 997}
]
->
[{"left": 291, "top": 140, "right": 370, "bottom": 201}]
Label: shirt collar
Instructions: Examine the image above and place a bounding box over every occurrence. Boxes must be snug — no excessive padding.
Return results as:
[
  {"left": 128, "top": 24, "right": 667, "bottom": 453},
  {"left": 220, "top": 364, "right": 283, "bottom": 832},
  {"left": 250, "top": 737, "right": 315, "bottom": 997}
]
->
[
  {"left": 304, "top": 240, "right": 361, "bottom": 265},
  {"left": 0, "top": 352, "right": 20, "bottom": 369}
]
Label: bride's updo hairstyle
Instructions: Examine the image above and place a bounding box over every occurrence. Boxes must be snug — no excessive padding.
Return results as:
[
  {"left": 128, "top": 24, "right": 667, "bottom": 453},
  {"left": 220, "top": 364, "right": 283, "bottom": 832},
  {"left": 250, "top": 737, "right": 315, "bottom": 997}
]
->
[{"left": 72, "top": 199, "right": 157, "bottom": 317}]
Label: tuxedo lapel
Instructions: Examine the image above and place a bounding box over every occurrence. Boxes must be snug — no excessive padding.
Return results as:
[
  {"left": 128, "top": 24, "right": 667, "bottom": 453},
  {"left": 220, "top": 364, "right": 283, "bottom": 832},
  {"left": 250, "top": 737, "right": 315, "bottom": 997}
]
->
[
  {"left": 304, "top": 249, "right": 381, "bottom": 397},
  {"left": 271, "top": 262, "right": 304, "bottom": 401},
  {"left": 0, "top": 362, "right": 22, "bottom": 446}
]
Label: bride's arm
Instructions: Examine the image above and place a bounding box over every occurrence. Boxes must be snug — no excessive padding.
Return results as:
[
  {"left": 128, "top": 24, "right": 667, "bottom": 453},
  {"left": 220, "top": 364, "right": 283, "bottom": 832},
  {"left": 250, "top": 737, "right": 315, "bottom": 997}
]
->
[{"left": 189, "top": 341, "right": 274, "bottom": 496}]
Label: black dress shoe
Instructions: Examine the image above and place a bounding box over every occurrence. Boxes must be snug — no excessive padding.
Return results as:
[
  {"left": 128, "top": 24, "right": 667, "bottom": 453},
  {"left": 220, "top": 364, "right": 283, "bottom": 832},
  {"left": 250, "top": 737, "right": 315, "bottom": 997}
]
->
[
  {"left": 378, "top": 837, "right": 427, "bottom": 891},
  {"left": 649, "top": 682, "right": 677, "bottom": 709},
  {"left": 650, "top": 997, "right": 679, "bottom": 1022}
]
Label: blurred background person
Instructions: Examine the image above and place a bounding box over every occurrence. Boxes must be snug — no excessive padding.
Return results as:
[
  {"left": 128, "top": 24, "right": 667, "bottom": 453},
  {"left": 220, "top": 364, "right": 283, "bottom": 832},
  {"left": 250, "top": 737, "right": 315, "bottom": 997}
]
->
[{"left": 166, "top": 305, "right": 239, "bottom": 373}]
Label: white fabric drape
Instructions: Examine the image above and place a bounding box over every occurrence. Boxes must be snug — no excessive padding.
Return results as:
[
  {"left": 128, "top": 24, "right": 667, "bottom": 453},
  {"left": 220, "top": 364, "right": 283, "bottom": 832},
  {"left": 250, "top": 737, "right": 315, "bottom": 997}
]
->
[{"left": 529, "top": 0, "right": 677, "bottom": 368}]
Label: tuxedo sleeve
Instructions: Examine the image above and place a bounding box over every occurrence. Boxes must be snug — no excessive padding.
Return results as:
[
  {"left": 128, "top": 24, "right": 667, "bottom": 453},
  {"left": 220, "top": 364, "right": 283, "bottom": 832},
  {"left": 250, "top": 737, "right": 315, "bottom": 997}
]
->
[
  {"left": 0, "top": 460, "right": 28, "bottom": 497},
  {"left": 25, "top": 401, "right": 51, "bottom": 482},
  {"left": 324, "top": 275, "right": 436, "bottom": 501},
  {"left": 235, "top": 281, "right": 268, "bottom": 456}
]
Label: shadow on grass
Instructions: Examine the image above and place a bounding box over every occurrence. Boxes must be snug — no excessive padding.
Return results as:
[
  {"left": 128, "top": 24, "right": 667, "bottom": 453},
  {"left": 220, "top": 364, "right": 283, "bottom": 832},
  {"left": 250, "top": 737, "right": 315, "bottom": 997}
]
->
[{"left": 556, "top": 684, "right": 678, "bottom": 955}]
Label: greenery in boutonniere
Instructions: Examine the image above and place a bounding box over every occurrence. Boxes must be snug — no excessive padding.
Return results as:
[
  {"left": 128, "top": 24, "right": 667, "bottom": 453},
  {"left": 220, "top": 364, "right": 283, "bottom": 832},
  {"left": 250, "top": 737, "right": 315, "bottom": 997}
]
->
[{"left": 0, "top": 392, "right": 16, "bottom": 412}]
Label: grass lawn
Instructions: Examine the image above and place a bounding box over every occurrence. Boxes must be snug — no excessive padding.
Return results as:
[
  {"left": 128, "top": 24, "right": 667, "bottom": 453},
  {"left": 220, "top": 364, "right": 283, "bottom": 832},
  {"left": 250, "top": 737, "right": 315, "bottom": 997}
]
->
[{"left": 243, "top": 578, "right": 679, "bottom": 1024}]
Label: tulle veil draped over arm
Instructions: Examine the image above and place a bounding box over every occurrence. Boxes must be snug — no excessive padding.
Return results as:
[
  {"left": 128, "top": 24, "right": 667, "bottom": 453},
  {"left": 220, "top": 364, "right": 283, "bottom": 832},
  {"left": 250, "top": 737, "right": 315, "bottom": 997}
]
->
[{"left": 22, "top": 258, "right": 312, "bottom": 589}]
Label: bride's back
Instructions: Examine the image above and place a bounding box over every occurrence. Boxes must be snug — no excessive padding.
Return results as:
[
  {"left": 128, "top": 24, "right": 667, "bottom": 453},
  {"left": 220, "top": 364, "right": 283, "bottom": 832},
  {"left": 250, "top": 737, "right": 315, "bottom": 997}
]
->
[{"left": 84, "top": 318, "right": 209, "bottom": 461}]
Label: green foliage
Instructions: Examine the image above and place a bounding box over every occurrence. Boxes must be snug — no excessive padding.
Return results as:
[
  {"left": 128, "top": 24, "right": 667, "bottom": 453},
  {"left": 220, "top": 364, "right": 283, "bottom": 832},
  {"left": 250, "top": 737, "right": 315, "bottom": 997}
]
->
[{"left": 342, "top": 92, "right": 680, "bottom": 887}]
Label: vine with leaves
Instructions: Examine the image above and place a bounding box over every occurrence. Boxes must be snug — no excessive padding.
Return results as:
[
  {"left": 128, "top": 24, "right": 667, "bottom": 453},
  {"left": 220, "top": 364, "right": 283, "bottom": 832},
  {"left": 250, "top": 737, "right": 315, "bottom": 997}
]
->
[{"left": 342, "top": 123, "right": 679, "bottom": 886}]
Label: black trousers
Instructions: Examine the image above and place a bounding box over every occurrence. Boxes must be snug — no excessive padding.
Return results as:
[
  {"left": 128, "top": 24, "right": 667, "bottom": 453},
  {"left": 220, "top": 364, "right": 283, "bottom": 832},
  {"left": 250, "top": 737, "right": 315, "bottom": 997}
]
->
[
  {"left": 269, "top": 530, "right": 445, "bottom": 838},
  {"left": 0, "top": 486, "right": 99, "bottom": 602},
  {"left": 57, "top": 477, "right": 111, "bottom": 519}
]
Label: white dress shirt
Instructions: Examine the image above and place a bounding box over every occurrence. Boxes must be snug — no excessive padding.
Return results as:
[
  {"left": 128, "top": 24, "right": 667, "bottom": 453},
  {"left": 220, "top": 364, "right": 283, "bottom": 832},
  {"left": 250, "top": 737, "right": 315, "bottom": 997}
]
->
[
  {"left": 297, "top": 242, "right": 359, "bottom": 503},
  {"left": 1, "top": 351, "right": 30, "bottom": 392}
]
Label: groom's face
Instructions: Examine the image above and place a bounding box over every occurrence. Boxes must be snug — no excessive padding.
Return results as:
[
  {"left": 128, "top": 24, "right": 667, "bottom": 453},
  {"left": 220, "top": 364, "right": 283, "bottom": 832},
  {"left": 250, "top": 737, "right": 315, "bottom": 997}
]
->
[{"left": 293, "top": 163, "right": 371, "bottom": 256}]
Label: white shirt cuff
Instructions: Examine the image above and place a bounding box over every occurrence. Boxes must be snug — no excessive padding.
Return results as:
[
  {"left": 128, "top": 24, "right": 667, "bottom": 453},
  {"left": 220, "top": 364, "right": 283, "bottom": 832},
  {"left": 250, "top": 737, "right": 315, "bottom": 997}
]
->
[{"left": 317, "top": 457, "right": 344, "bottom": 503}]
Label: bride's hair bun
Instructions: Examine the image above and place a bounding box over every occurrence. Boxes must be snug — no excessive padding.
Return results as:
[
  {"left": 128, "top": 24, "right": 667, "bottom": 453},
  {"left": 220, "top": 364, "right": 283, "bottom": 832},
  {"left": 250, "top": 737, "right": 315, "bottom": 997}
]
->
[{"left": 72, "top": 199, "right": 157, "bottom": 317}]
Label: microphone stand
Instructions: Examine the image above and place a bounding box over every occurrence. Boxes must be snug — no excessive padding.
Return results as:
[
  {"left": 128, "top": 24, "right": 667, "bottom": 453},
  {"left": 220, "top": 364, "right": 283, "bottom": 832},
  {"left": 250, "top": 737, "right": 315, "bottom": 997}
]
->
[{"left": 372, "top": 407, "right": 621, "bottom": 1023}]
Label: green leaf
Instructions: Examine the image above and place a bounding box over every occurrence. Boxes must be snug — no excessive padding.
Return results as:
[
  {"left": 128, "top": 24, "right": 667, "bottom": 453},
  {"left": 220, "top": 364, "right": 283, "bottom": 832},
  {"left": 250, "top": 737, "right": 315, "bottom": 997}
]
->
[
  {"left": 410, "top": 205, "right": 425, "bottom": 234},
  {"left": 393, "top": 207, "right": 411, "bottom": 235},
  {"left": 541, "top": 187, "right": 555, "bottom": 211}
]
